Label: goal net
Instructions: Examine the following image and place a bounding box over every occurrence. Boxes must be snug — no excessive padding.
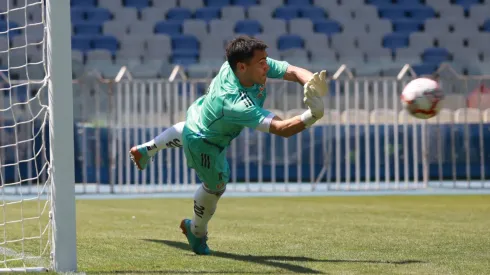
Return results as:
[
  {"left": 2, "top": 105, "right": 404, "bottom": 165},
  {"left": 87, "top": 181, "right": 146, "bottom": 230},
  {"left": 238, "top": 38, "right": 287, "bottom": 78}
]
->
[{"left": 0, "top": 0, "right": 75, "bottom": 272}]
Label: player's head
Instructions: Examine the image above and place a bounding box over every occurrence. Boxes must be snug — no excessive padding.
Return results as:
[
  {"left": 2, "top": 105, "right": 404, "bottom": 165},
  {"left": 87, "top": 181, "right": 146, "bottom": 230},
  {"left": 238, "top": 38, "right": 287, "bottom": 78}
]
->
[{"left": 226, "top": 35, "right": 269, "bottom": 86}]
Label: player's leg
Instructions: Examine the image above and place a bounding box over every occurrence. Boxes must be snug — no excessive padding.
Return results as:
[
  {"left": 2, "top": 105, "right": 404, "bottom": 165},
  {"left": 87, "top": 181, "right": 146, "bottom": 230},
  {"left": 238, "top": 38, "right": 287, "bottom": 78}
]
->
[
  {"left": 189, "top": 184, "right": 225, "bottom": 238},
  {"left": 180, "top": 185, "right": 224, "bottom": 255},
  {"left": 180, "top": 131, "right": 229, "bottom": 255},
  {"left": 129, "top": 121, "right": 185, "bottom": 170}
]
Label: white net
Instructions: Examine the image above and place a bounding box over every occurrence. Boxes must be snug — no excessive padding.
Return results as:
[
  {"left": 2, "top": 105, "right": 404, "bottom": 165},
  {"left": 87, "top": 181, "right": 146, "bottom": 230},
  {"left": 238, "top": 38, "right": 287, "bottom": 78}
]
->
[{"left": 0, "top": 0, "right": 51, "bottom": 271}]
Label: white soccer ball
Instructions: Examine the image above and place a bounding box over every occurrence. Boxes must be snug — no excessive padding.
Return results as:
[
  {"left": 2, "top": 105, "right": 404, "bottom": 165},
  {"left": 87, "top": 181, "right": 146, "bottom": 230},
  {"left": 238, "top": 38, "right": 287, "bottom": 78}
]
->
[{"left": 401, "top": 77, "right": 444, "bottom": 119}]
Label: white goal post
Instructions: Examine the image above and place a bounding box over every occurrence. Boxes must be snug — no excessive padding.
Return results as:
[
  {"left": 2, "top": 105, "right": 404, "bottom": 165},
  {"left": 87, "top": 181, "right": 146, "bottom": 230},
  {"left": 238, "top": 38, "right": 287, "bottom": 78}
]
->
[{"left": 0, "top": 0, "right": 76, "bottom": 272}]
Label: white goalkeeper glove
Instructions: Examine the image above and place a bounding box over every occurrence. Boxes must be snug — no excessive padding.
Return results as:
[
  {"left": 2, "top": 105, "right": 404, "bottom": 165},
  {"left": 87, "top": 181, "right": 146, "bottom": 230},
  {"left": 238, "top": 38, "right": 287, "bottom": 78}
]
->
[
  {"left": 304, "top": 70, "right": 328, "bottom": 97},
  {"left": 301, "top": 70, "right": 327, "bottom": 128},
  {"left": 301, "top": 86, "right": 324, "bottom": 128}
]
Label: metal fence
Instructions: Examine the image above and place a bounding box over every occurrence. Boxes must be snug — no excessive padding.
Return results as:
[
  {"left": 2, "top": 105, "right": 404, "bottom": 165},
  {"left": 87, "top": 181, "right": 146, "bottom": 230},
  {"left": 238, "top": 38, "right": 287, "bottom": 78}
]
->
[{"left": 67, "top": 65, "right": 490, "bottom": 194}]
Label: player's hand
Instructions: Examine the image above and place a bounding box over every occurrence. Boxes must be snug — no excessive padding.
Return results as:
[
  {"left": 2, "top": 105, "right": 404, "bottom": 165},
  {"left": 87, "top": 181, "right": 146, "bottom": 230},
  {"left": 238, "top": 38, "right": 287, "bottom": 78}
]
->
[
  {"left": 304, "top": 70, "right": 328, "bottom": 97},
  {"left": 303, "top": 86, "right": 324, "bottom": 119}
]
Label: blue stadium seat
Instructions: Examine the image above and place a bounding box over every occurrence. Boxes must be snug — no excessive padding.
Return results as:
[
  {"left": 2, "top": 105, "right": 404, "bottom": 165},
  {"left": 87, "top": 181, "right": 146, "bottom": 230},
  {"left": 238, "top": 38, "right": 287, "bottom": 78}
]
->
[
  {"left": 172, "top": 35, "right": 200, "bottom": 55},
  {"left": 366, "top": 0, "right": 394, "bottom": 6},
  {"left": 277, "top": 34, "right": 304, "bottom": 51},
  {"left": 393, "top": 19, "right": 422, "bottom": 34},
  {"left": 71, "top": 0, "right": 96, "bottom": 7},
  {"left": 124, "top": 0, "right": 150, "bottom": 9},
  {"left": 166, "top": 8, "right": 193, "bottom": 21},
  {"left": 0, "top": 21, "right": 21, "bottom": 36},
  {"left": 85, "top": 8, "right": 113, "bottom": 24},
  {"left": 92, "top": 36, "right": 119, "bottom": 53},
  {"left": 379, "top": 6, "right": 406, "bottom": 20},
  {"left": 172, "top": 54, "right": 198, "bottom": 66},
  {"left": 71, "top": 8, "right": 86, "bottom": 22},
  {"left": 232, "top": 0, "right": 257, "bottom": 8},
  {"left": 14, "top": 86, "right": 28, "bottom": 103},
  {"left": 235, "top": 20, "right": 262, "bottom": 35},
  {"left": 454, "top": 0, "right": 481, "bottom": 11},
  {"left": 422, "top": 47, "right": 451, "bottom": 63},
  {"left": 383, "top": 33, "right": 409, "bottom": 50},
  {"left": 397, "top": 0, "right": 425, "bottom": 5},
  {"left": 408, "top": 6, "right": 436, "bottom": 21},
  {"left": 483, "top": 19, "right": 490, "bottom": 32},
  {"left": 194, "top": 7, "right": 221, "bottom": 22},
  {"left": 74, "top": 22, "right": 102, "bottom": 35},
  {"left": 412, "top": 63, "right": 438, "bottom": 75},
  {"left": 313, "top": 20, "right": 341, "bottom": 36},
  {"left": 154, "top": 21, "right": 182, "bottom": 36},
  {"left": 71, "top": 35, "right": 92, "bottom": 52},
  {"left": 274, "top": 7, "right": 300, "bottom": 20},
  {"left": 300, "top": 6, "right": 326, "bottom": 20},
  {"left": 286, "top": 0, "right": 312, "bottom": 6},
  {"left": 206, "top": 0, "right": 231, "bottom": 8}
]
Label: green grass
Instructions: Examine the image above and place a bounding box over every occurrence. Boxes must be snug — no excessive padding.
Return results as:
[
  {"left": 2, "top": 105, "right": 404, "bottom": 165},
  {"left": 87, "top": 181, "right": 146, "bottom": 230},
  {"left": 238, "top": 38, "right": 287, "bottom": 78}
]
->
[{"left": 4, "top": 195, "right": 490, "bottom": 274}]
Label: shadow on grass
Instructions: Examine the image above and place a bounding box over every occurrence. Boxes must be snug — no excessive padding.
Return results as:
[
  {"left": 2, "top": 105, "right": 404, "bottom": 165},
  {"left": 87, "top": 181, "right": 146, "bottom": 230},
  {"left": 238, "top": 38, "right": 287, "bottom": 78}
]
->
[{"left": 129, "top": 239, "right": 425, "bottom": 274}]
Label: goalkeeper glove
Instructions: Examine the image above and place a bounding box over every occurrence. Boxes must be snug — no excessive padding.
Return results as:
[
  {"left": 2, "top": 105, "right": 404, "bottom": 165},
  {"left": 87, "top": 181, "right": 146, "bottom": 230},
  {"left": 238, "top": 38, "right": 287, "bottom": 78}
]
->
[
  {"left": 304, "top": 70, "right": 328, "bottom": 97},
  {"left": 301, "top": 70, "right": 328, "bottom": 128},
  {"left": 301, "top": 86, "right": 324, "bottom": 128}
]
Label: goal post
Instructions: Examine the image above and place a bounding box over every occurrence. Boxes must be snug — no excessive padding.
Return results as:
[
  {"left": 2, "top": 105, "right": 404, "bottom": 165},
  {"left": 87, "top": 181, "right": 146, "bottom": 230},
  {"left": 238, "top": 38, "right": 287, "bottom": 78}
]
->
[
  {"left": 46, "top": 0, "right": 77, "bottom": 273},
  {"left": 0, "top": 0, "right": 76, "bottom": 272}
]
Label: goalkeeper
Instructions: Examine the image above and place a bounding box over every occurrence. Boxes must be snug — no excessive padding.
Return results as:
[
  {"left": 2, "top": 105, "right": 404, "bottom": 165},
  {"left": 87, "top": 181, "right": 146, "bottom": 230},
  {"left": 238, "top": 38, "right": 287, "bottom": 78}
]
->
[{"left": 130, "top": 35, "right": 328, "bottom": 255}]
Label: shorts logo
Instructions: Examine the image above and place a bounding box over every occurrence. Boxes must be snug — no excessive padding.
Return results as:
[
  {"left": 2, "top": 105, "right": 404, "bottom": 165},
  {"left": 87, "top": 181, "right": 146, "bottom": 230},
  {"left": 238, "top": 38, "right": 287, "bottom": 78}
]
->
[{"left": 201, "top": 153, "right": 210, "bottom": 169}]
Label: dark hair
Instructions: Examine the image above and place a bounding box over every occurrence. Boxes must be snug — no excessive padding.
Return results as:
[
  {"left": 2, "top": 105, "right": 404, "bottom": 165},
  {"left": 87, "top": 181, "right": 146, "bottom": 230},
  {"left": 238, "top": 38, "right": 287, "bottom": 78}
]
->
[{"left": 225, "top": 35, "right": 268, "bottom": 72}]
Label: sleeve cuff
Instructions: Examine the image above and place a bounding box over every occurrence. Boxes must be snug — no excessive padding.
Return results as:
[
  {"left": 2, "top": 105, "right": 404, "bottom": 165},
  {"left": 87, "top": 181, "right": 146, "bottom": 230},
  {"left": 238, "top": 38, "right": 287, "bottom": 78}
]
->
[{"left": 255, "top": 112, "right": 275, "bottom": 133}]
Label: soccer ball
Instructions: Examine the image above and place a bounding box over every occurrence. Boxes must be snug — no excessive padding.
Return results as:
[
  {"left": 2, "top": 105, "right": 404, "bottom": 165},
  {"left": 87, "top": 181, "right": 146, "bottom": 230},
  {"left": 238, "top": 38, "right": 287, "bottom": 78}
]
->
[{"left": 401, "top": 77, "right": 444, "bottom": 119}]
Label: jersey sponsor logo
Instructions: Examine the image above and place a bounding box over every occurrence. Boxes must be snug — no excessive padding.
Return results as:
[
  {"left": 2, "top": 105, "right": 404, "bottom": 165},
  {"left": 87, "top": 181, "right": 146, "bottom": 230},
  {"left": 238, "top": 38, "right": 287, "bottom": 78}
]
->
[
  {"left": 201, "top": 153, "right": 210, "bottom": 168},
  {"left": 239, "top": 91, "right": 254, "bottom": 107}
]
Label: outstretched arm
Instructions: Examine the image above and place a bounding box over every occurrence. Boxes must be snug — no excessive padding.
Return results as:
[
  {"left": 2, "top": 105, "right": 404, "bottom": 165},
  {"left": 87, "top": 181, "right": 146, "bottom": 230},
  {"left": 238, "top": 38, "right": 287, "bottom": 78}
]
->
[
  {"left": 282, "top": 65, "right": 314, "bottom": 86},
  {"left": 267, "top": 94, "right": 324, "bottom": 138},
  {"left": 266, "top": 69, "right": 329, "bottom": 137},
  {"left": 268, "top": 115, "right": 307, "bottom": 138}
]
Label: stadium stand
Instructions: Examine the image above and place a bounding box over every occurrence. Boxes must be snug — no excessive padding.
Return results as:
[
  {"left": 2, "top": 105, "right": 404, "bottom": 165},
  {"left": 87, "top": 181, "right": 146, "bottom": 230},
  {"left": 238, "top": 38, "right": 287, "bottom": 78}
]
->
[{"left": 1, "top": 0, "right": 489, "bottom": 78}]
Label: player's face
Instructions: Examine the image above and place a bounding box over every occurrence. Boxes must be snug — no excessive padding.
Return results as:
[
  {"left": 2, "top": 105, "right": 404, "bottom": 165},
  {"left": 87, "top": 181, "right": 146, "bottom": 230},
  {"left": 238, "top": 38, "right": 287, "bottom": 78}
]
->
[{"left": 245, "top": 49, "right": 269, "bottom": 85}]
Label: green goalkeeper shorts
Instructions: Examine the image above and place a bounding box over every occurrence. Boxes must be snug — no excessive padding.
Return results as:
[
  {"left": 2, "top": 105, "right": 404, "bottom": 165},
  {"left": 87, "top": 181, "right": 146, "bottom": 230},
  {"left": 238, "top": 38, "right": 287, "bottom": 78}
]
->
[{"left": 182, "top": 126, "right": 230, "bottom": 192}]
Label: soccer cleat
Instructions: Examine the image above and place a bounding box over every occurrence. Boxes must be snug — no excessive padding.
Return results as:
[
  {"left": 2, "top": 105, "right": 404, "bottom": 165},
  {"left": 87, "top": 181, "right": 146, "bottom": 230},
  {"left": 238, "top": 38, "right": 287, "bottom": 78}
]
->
[
  {"left": 180, "top": 219, "right": 210, "bottom": 255},
  {"left": 129, "top": 145, "right": 152, "bottom": 170}
]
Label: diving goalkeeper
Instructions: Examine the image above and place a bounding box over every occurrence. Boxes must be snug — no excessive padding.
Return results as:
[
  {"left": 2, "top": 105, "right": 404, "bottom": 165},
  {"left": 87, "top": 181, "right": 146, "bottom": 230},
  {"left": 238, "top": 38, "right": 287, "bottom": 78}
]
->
[{"left": 129, "top": 35, "right": 328, "bottom": 255}]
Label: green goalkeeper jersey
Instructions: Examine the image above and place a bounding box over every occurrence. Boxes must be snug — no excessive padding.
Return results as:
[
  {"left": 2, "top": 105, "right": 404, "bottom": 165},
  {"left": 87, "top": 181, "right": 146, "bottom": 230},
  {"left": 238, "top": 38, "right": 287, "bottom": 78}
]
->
[{"left": 185, "top": 57, "right": 289, "bottom": 149}]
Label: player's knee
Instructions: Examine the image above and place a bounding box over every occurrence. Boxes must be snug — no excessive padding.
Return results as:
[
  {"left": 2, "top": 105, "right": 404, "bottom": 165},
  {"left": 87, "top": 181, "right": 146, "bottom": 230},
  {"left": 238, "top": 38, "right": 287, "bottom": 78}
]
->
[
  {"left": 215, "top": 187, "right": 226, "bottom": 197},
  {"left": 202, "top": 182, "right": 227, "bottom": 197}
]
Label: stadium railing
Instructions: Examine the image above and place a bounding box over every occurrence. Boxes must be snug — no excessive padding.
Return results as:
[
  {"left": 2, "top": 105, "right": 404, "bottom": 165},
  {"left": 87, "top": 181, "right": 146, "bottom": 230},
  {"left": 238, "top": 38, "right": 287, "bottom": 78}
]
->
[{"left": 3, "top": 64, "right": 490, "bottom": 194}]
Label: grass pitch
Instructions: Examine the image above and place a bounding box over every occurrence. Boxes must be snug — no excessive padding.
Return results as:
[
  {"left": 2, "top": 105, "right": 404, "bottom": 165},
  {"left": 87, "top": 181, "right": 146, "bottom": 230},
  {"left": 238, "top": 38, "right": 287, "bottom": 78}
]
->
[
  {"left": 73, "top": 195, "right": 490, "bottom": 275},
  {"left": 3, "top": 194, "right": 490, "bottom": 274}
]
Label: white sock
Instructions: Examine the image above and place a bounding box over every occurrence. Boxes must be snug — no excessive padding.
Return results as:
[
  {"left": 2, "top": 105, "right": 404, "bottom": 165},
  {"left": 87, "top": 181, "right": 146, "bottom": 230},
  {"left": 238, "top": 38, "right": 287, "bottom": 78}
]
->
[
  {"left": 190, "top": 185, "right": 223, "bottom": 238},
  {"left": 142, "top": 121, "right": 185, "bottom": 157}
]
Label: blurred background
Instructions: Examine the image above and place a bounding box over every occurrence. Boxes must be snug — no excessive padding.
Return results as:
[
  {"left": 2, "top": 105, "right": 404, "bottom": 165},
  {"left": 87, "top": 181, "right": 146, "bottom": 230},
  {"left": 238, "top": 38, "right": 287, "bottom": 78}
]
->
[{"left": 63, "top": 0, "right": 490, "bottom": 78}]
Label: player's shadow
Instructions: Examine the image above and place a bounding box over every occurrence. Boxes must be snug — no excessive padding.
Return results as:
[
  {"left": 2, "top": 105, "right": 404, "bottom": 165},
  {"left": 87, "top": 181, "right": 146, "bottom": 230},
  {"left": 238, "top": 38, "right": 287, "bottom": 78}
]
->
[{"left": 144, "top": 239, "right": 424, "bottom": 274}]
